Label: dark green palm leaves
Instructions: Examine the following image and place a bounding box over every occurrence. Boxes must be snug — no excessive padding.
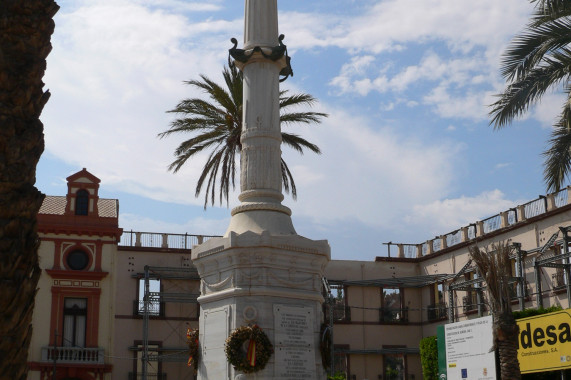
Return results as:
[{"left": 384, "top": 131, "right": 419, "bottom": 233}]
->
[
  {"left": 159, "top": 61, "right": 326, "bottom": 208},
  {"left": 490, "top": 0, "right": 571, "bottom": 191}
]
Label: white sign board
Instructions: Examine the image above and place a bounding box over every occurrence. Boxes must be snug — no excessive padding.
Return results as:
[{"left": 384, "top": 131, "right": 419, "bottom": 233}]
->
[{"left": 445, "top": 316, "right": 496, "bottom": 380}]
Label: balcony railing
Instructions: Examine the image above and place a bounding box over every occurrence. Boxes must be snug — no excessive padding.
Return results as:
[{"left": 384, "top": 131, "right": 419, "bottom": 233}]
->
[
  {"left": 133, "top": 300, "right": 164, "bottom": 317},
  {"left": 119, "top": 231, "right": 220, "bottom": 250},
  {"left": 41, "top": 346, "right": 104, "bottom": 364},
  {"left": 427, "top": 303, "right": 447, "bottom": 321},
  {"left": 379, "top": 188, "right": 570, "bottom": 259},
  {"left": 379, "top": 307, "right": 408, "bottom": 323}
]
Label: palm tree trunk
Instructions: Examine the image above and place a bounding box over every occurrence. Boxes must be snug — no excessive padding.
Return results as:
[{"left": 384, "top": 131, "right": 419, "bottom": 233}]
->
[
  {"left": 495, "top": 317, "right": 521, "bottom": 380},
  {"left": 0, "top": 1, "right": 59, "bottom": 379}
]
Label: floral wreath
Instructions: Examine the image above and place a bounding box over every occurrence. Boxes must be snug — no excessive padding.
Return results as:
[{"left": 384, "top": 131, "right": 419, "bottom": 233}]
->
[
  {"left": 320, "top": 323, "right": 332, "bottom": 370},
  {"left": 186, "top": 327, "right": 199, "bottom": 374},
  {"left": 224, "top": 324, "right": 274, "bottom": 373}
]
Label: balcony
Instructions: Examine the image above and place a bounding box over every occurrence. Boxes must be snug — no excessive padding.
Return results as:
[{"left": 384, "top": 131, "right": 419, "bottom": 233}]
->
[
  {"left": 41, "top": 346, "right": 104, "bottom": 364},
  {"left": 379, "top": 307, "right": 408, "bottom": 323},
  {"left": 427, "top": 303, "right": 447, "bottom": 321}
]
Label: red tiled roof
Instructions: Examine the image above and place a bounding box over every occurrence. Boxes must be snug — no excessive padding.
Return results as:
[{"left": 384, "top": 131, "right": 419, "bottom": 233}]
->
[{"left": 39, "top": 196, "right": 118, "bottom": 218}]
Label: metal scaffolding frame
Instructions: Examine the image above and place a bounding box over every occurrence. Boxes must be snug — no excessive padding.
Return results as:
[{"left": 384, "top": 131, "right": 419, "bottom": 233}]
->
[
  {"left": 532, "top": 227, "right": 571, "bottom": 308},
  {"left": 447, "top": 244, "right": 528, "bottom": 322},
  {"left": 138, "top": 265, "right": 200, "bottom": 380}
]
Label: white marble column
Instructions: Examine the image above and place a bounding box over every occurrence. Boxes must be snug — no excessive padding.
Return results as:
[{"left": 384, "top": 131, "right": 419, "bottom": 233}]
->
[
  {"left": 192, "top": 2, "right": 330, "bottom": 379},
  {"left": 225, "top": 0, "right": 295, "bottom": 236}
]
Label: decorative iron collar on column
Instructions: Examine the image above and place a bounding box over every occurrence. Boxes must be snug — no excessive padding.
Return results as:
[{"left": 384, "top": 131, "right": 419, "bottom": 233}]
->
[{"left": 229, "top": 34, "right": 293, "bottom": 82}]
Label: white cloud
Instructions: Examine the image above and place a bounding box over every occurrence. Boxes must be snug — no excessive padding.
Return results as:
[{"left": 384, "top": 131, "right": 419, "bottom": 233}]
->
[
  {"left": 43, "top": 1, "right": 242, "bottom": 208},
  {"left": 330, "top": 51, "right": 494, "bottom": 120},
  {"left": 282, "top": 108, "right": 463, "bottom": 229},
  {"left": 494, "top": 163, "right": 511, "bottom": 170},
  {"left": 284, "top": 0, "right": 531, "bottom": 55},
  {"left": 403, "top": 190, "right": 520, "bottom": 236},
  {"left": 533, "top": 92, "right": 566, "bottom": 129}
]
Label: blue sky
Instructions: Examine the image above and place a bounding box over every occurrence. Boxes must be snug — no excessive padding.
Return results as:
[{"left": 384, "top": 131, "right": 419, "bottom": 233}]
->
[{"left": 38, "top": 0, "right": 561, "bottom": 260}]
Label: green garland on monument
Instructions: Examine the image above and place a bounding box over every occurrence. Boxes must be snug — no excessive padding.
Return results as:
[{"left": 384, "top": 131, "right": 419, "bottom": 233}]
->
[{"left": 224, "top": 324, "right": 274, "bottom": 373}]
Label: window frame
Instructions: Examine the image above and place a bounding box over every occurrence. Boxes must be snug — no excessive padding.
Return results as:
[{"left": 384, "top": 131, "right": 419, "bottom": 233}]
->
[
  {"left": 62, "top": 297, "right": 88, "bottom": 348},
  {"left": 380, "top": 287, "right": 406, "bottom": 323}
]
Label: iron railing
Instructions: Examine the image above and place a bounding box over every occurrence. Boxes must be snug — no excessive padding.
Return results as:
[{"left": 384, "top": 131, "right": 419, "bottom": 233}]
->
[
  {"left": 119, "top": 231, "right": 220, "bottom": 250},
  {"left": 427, "top": 303, "right": 447, "bottom": 321},
  {"left": 133, "top": 300, "right": 163, "bottom": 317},
  {"left": 380, "top": 189, "right": 571, "bottom": 258},
  {"left": 523, "top": 196, "right": 547, "bottom": 219}
]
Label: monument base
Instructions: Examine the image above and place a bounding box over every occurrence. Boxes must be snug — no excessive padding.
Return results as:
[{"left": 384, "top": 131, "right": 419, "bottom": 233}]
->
[{"left": 192, "top": 230, "right": 330, "bottom": 380}]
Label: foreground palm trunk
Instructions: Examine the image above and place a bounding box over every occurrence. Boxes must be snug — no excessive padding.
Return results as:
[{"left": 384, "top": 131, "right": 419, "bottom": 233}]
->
[
  {"left": 0, "top": 1, "right": 59, "bottom": 379},
  {"left": 470, "top": 243, "right": 521, "bottom": 380},
  {"left": 496, "top": 315, "right": 521, "bottom": 379}
]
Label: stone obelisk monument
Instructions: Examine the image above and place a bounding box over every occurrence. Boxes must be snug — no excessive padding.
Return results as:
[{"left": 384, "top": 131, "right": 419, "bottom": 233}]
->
[{"left": 191, "top": 1, "right": 330, "bottom": 379}]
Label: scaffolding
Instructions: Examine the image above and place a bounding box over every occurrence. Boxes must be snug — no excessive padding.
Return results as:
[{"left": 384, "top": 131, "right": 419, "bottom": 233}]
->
[{"left": 138, "top": 265, "right": 201, "bottom": 380}]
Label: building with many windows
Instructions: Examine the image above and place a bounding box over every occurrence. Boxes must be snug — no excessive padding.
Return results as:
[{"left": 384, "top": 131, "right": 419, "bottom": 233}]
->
[
  {"left": 325, "top": 190, "right": 571, "bottom": 380},
  {"left": 26, "top": 169, "right": 571, "bottom": 380}
]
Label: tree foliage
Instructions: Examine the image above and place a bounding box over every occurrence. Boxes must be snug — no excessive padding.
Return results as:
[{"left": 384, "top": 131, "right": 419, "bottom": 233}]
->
[
  {"left": 419, "top": 336, "right": 438, "bottom": 380},
  {"left": 490, "top": 0, "right": 571, "bottom": 191},
  {"left": 159, "top": 60, "right": 327, "bottom": 208}
]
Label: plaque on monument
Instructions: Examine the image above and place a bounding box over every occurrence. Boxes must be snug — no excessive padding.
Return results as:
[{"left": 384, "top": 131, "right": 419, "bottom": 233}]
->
[
  {"left": 202, "top": 307, "right": 230, "bottom": 379},
  {"left": 274, "top": 305, "right": 316, "bottom": 379}
]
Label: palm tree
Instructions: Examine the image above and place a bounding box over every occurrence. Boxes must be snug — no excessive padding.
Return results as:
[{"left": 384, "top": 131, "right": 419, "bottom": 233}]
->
[
  {"left": 490, "top": 0, "right": 571, "bottom": 191},
  {"left": 0, "top": 1, "right": 59, "bottom": 379},
  {"left": 470, "top": 244, "right": 521, "bottom": 380},
  {"left": 159, "top": 60, "right": 327, "bottom": 208}
]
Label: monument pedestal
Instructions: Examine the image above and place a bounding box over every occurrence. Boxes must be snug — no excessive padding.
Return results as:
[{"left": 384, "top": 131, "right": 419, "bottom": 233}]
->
[{"left": 192, "top": 230, "right": 330, "bottom": 380}]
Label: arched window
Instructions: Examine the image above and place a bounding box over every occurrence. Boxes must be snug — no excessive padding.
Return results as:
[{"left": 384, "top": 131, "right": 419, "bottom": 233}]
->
[{"left": 75, "top": 190, "right": 89, "bottom": 215}]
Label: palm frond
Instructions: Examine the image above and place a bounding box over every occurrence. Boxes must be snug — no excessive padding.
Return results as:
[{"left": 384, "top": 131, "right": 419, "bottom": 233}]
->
[
  {"left": 280, "top": 111, "right": 328, "bottom": 126},
  {"left": 531, "top": 0, "right": 571, "bottom": 24},
  {"left": 160, "top": 61, "right": 326, "bottom": 207},
  {"left": 279, "top": 92, "right": 318, "bottom": 108},
  {"left": 502, "top": 17, "right": 571, "bottom": 81},
  {"left": 280, "top": 158, "right": 297, "bottom": 199},
  {"left": 490, "top": 53, "right": 571, "bottom": 128},
  {"left": 543, "top": 89, "right": 571, "bottom": 191},
  {"left": 168, "top": 135, "right": 226, "bottom": 173},
  {"left": 281, "top": 132, "right": 321, "bottom": 154}
]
